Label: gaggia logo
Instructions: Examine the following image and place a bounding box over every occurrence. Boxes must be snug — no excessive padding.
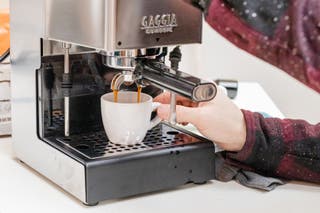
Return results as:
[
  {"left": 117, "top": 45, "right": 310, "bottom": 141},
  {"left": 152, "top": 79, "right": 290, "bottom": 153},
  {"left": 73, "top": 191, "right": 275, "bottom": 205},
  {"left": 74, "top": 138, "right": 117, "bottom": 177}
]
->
[{"left": 141, "top": 13, "right": 178, "bottom": 34}]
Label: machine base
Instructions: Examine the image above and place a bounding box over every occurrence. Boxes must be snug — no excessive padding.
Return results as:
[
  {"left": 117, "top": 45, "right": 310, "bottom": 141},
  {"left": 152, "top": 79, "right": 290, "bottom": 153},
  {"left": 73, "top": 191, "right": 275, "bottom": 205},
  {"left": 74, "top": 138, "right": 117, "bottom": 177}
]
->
[{"left": 44, "top": 123, "right": 215, "bottom": 204}]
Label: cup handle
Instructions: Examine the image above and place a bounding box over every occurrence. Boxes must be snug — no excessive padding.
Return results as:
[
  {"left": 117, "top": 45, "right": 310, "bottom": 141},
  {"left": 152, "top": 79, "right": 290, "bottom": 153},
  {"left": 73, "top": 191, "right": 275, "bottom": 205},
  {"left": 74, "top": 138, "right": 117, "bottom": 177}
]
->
[{"left": 149, "top": 102, "right": 162, "bottom": 130}]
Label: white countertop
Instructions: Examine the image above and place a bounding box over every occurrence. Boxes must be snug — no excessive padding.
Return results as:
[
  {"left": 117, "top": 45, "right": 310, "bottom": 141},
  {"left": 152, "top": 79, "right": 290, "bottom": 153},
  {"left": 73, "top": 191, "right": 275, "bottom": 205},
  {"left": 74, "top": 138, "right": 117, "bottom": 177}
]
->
[{"left": 0, "top": 82, "right": 319, "bottom": 213}]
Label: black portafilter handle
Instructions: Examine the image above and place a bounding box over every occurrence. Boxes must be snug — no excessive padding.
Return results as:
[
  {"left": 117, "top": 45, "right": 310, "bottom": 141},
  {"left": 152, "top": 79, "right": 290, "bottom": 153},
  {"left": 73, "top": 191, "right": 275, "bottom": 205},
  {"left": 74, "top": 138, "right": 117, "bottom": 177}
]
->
[{"left": 135, "top": 60, "right": 217, "bottom": 102}]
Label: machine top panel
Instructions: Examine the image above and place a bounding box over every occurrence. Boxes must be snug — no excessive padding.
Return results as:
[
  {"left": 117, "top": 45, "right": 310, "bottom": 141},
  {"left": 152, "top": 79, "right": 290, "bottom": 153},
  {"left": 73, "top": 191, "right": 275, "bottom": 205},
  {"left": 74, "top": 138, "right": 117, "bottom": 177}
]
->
[{"left": 45, "top": 0, "right": 202, "bottom": 51}]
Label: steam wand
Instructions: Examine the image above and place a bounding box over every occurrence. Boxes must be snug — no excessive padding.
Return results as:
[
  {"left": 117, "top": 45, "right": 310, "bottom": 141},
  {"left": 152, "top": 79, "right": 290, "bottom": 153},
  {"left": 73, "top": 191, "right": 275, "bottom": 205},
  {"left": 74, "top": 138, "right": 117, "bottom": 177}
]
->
[
  {"left": 62, "top": 43, "right": 72, "bottom": 137},
  {"left": 168, "top": 46, "right": 182, "bottom": 124}
]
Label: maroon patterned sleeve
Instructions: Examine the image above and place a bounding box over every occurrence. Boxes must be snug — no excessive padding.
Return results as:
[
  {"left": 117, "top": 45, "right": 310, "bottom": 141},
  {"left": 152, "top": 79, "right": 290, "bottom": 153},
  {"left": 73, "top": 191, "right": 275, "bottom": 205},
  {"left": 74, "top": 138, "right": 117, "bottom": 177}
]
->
[
  {"left": 205, "top": 0, "right": 320, "bottom": 93},
  {"left": 203, "top": 0, "right": 320, "bottom": 183},
  {"left": 226, "top": 110, "right": 320, "bottom": 183}
]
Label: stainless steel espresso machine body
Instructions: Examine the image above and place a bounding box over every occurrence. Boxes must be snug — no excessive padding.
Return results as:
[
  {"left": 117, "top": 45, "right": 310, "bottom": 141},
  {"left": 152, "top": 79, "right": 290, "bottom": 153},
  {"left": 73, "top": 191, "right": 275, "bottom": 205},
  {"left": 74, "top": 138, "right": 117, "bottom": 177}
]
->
[{"left": 11, "top": 0, "right": 216, "bottom": 205}]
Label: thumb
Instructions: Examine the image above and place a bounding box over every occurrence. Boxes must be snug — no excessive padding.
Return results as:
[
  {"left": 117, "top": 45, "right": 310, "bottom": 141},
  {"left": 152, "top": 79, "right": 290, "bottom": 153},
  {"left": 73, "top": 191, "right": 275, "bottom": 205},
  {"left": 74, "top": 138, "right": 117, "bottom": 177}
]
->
[{"left": 157, "top": 104, "right": 198, "bottom": 124}]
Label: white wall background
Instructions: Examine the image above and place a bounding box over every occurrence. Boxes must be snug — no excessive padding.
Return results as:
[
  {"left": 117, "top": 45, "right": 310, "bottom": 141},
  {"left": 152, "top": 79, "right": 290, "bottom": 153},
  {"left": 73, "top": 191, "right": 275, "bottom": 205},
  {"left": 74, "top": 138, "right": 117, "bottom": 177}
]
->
[
  {"left": 0, "top": 0, "right": 8, "bottom": 9},
  {"left": 180, "top": 22, "right": 320, "bottom": 124},
  {"left": 1, "top": 0, "right": 319, "bottom": 123}
]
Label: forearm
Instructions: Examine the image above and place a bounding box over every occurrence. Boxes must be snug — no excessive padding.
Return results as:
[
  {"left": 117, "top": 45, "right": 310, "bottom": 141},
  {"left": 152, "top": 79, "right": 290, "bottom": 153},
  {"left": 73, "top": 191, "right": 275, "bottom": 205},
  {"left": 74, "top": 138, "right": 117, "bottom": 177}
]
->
[{"left": 226, "top": 110, "right": 320, "bottom": 183}]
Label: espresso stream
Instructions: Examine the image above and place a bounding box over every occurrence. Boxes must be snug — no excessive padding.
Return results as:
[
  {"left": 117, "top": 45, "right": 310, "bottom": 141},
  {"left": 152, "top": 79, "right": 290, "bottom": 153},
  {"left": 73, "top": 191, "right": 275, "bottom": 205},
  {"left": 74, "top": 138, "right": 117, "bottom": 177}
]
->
[
  {"left": 113, "top": 90, "right": 119, "bottom": 103},
  {"left": 113, "top": 86, "right": 142, "bottom": 103},
  {"left": 137, "top": 86, "right": 142, "bottom": 103}
]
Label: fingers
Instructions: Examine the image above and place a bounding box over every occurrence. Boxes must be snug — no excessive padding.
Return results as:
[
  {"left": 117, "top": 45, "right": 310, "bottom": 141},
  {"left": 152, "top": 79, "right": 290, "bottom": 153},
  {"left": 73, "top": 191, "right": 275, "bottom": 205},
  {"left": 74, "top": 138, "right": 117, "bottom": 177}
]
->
[
  {"left": 153, "top": 92, "right": 171, "bottom": 104},
  {"left": 157, "top": 104, "right": 198, "bottom": 124},
  {"left": 154, "top": 92, "right": 198, "bottom": 107}
]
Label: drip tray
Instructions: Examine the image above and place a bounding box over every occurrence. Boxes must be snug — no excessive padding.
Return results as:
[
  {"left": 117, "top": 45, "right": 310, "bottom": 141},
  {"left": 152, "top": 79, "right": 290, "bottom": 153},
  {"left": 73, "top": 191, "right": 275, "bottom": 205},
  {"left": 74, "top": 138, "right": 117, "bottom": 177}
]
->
[{"left": 54, "top": 123, "right": 206, "bottom": 159}]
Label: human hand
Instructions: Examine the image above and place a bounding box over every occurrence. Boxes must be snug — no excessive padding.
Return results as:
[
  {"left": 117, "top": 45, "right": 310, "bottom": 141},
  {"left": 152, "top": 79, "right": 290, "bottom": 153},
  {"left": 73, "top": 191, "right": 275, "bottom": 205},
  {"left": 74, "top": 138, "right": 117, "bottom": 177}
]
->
[{"left": 154, "top": 87, "right": 246, "bottom": 151}]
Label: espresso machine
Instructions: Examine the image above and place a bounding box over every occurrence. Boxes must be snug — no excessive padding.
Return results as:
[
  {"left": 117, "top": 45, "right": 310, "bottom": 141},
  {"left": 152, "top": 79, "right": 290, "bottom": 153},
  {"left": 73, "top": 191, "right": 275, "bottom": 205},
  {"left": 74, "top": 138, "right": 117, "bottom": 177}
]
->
[{"left": 11, "top": 0, "right": 217, "bottom": 205}]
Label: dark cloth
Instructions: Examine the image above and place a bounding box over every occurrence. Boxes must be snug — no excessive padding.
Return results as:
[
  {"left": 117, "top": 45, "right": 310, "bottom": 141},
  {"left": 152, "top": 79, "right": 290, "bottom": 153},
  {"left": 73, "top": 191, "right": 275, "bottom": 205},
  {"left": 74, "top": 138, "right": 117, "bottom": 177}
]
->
[
  {"left": 203, "top": 0, "right": 320, "bottom": 184},
  {"left": 215, "top": 153, "right": 285, "bottom": 191}
]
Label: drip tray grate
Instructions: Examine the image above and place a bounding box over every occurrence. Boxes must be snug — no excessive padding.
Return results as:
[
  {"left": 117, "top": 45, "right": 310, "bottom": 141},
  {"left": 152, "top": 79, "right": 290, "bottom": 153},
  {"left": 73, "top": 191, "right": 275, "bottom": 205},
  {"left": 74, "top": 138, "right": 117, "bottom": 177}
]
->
[{"left": 55, "top": 123, "right": 205, "bottom": 159}]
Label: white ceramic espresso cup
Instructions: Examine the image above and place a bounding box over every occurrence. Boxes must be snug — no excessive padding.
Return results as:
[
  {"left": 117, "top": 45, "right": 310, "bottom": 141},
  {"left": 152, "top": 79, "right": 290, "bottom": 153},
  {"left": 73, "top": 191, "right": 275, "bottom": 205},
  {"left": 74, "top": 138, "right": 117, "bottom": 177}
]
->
[{"left": 101, "top": 91, "right": 162, "bottom": 145}]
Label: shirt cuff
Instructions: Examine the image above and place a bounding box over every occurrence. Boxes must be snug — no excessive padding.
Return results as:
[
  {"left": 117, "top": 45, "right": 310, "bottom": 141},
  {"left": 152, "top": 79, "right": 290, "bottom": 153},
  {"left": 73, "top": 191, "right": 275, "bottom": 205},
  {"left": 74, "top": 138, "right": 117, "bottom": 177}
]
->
[{"left": 227, "top": 110, "right": 258, "bottom": 162}]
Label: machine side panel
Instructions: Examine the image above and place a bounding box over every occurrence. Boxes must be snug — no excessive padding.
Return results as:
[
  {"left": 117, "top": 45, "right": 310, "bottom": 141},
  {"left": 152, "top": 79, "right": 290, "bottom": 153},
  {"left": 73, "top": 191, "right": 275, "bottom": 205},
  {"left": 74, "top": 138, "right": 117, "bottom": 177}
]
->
[
  {"left": 45, "top": 0, "right": 106, "bottom": 49},
  {"left": 10, "top": 0, "right": 86, "bottom": 203}
]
